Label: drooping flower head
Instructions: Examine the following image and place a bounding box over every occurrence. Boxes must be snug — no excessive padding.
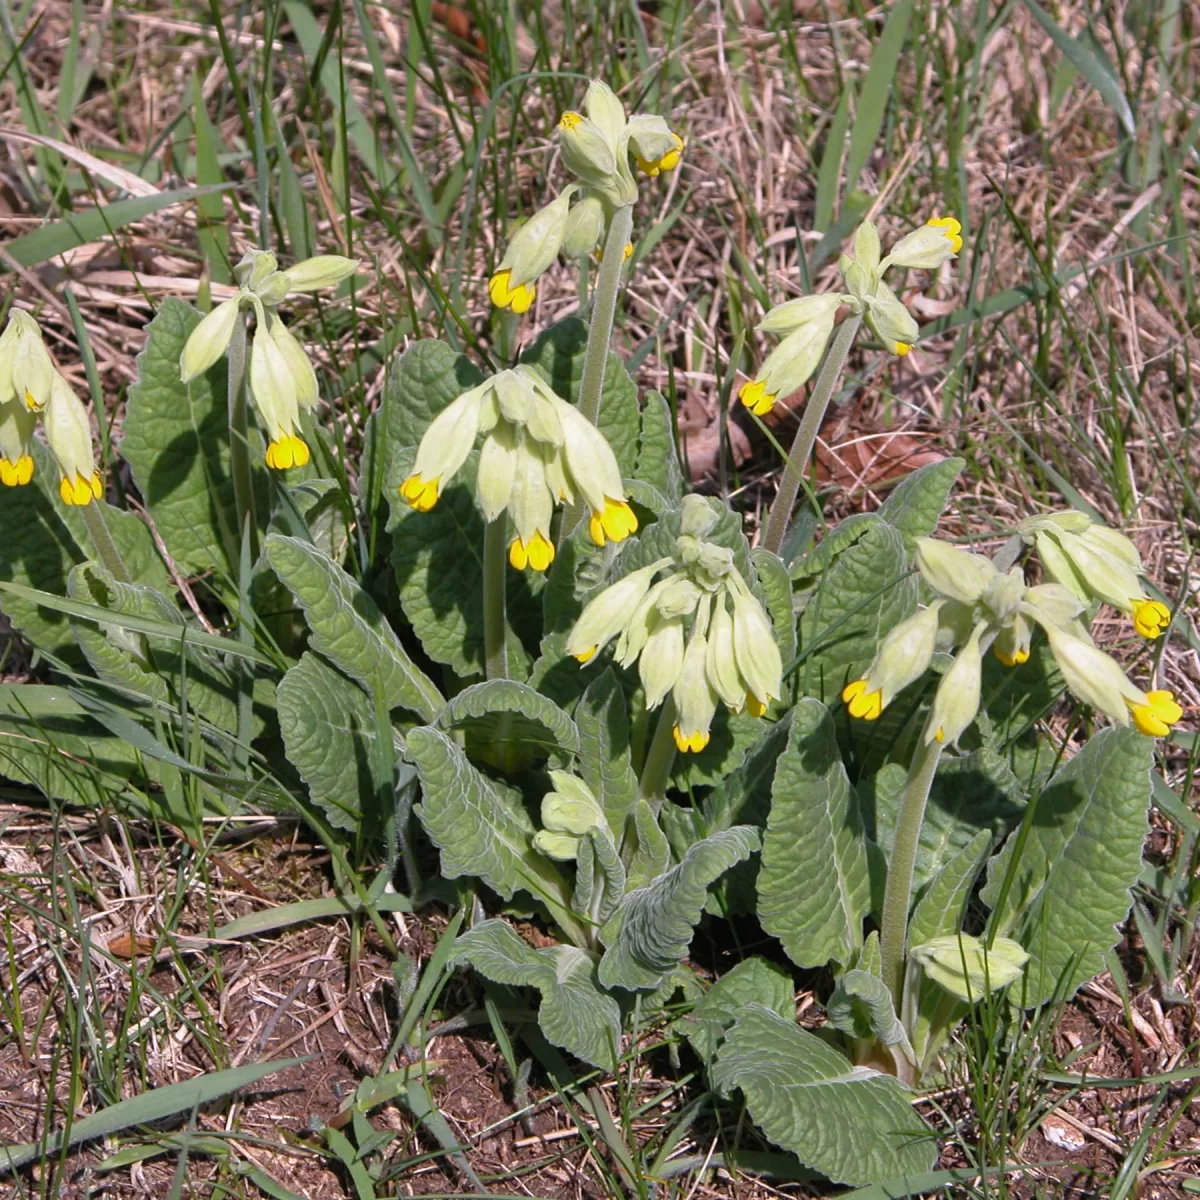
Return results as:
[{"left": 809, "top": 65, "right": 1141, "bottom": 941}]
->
[
  {"left": 565, "top": 496, "right": 783, "bottom": 752},
  {"left": 488, "top": 80, "right": 684, "bottom": 313},
  {"left": 841, "top": 530, "right": 1183, "bottom": 745},
  {"left": 739, "top": 214, "right": 962, "bottom": 416},
  {"left": 179, "top": 249, "right": 358, "bottom": 470},
  {"left": 399, "top": 365, "right": 637, "bottom": 572},
  {"left": 1018, "top": 511, "right": 1172, "bottom": 640}
]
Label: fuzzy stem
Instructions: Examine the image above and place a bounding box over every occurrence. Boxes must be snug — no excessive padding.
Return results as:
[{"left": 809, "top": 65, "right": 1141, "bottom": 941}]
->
[
  {"left": 638, "top": 696, "right": 678, "bottom": 812},
  {"left": 483, "top": 515, "right": 509, "bottom": 681},
  {"left": 761, "top": 314, "right": 862, "bottom": 557},
  {"left": 79, "top": 501, "right": 131, "bottom": 584},
  {"left": 226, "top": 315, "right": 258, "bottom": 562},
  {"left": 880, "top": 733, "right": 944, "bottom": 1008},
  {"left": 578, "top": 204, "right": 634, "bottom": 426}
]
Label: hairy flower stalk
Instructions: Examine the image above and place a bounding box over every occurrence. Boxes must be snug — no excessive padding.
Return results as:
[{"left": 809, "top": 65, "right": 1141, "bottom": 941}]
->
[
  {"left": 566, "top": 496, "right": 782, "bottom": 763},
  {"left": 750, "top": 216, "right": 962, "bottom": 554}
]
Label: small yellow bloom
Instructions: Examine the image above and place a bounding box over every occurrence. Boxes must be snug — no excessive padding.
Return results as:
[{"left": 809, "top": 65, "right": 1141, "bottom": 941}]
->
[
  {"left": 574, "top": 646, "right": 598, "bottom": 664},
  {"left": 636, "top": 132, "right": 684, "bottom": 177},
  {"left": 59, "top": 470, "right": 103, "bottom": 506},
  {"left": 24, "top": 390, "right": 38, "bottom": 411},
  {"left": 672, "top": 725, "right": 709, "bottom": 753},
  {"left": 0, "top": 455, "right": 33, "bottom": 487},
  {"left": 595, "top": 241, "right": 634, "bottom": 263},
  {"left": 738, "top": 379, "right": 776, "bottom": 416},
  {"left": 928, "top": 216, "right": 963, "bottom": 254},
  {"left": 400, "top": 473, "right": 440, "bottom": 512},
  {"left": 842, "top": 677, "right": 884, "bottom": 720},
  {"left": 488, "top": 269, "right": 536, "bottom": 314},
  {"left": 1131, "top": 598, "right": 1170, "bottom": 639},
  {"left": 264, "top": 434, "right": 310, "bottom": 471},
  {"left": 745, "top": 693, "right": 767, "bottom": 717},
  {"left": 994, "top": 646, "right": 1030, "bottom": 667},
  {"left": 893, "top": 342, "right": 912, "bottom": 356},
  {"left": 588, "top": 498, "right": 638, "bottom": 546},
  {"left": 1127, "top": 689, "right": 1183, "bottom": 738},
  {"left": 509, "top": 531, "right": 555, "bottom": 572},
  {"left": 559, "top": 111, "right": 584, "bottom": 132}
]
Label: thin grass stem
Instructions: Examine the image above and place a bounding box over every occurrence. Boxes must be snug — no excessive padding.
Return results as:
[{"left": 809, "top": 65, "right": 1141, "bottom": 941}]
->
[{"left": 225, "top": 315, "right": 257, "bottom": 563}]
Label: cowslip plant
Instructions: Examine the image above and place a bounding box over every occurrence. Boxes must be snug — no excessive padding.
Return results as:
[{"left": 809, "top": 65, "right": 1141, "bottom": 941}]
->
[{"left": 0, "top": 75, "right": 1187, "bottom": 1193}]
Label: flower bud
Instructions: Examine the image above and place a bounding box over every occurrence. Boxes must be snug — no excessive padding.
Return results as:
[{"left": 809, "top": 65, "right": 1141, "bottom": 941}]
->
[
  {"left": 981, "top": 568, "right": 1025, "bottom": 624},
  {"left": 44, "top": 373, "right": 101, "bottom": 505},
  {"left": 400, "top": 383, "right": 488, "bottom": 511},
  {"left": 914, "top": 537, "right": 996, "bottom": 605},
  {"left": 851, "top": 220, "right": 882, "bottom": 276},
  {"left": 583, "top": 79, "right": 627, "bottom": 143},
  {"left": 628, "top": 115, "right": 683, "bottom": 176},
  {"left": 566, "top": 560, "right": 669, "bottom": 663},
  {"left": 730, "top": 578, "right": 782, "bottom": 707},
  {"left": 489, "top": 189, "right": 573, "bottom": 313},
  {"left": 10, "top": 311, "right": 56, "bottom": 411},
  {"left": 475, "top": 421, "right": 518, "bottom": 522},
  {"left": 883, "top": 216, "right": 962, "bottom": 271},
  {"left": 738, "top": 309, "right": 838, "bottom": 416},
  {"left": 679, "top": 494, "right": 719, "bottom": 537},
  {"left": 911, "top": 934, "right": 1027, "bottom": 1001},
  {"left": 563, "top": 194, "right": 606, "bottom": 258},
  {"left": 1021, "top": 583, "right": 1084, "bottom": 631},
  {"left": 925, "top": 624, "right": 984, "bottom": 745},
  {"left": 844, "top": 602, "right": 940, "bottom": 719},
  {"left": 864, "top": 283, "right": 919, "bottom": 355},
  {"left": 640, "top": 613, "right": 686, "bottom": 708},
  {"left": 673, "top": 631, "right": 718, "bottom": 752},
  {"left": 705, "top": 596, "right": 745, "bottom": 710},
  {"left": 234, "top": 249, "right": 278, "bottom": 290},
  {"left": 507, "top": 439, "right": 555, "bottom": 572},
  {"left": 268, "top": 317, "right": 319, "bottom": 410},
  {"left": 1044, "top": 625, "right": 1143, "bottom": 725},
  {"left": 532, "top": 831, "right": 584, "bottom": 861},
  {"left": 280, "top": 255, "right": 359, "bottom": 293},
  {"left": 756, "top": 293, "right": 844, "bottom": 336},
  {"left": 559, "top": 110, "right": 619, "bottom": 187},
  {"left": 180, "top": 296, "right": 241, "bottom": 383},
  {"left": 992, "top": 613, "right": 1032, "bottom": 668},
  {"left": 250, "top": 316, "right": 309, "bottom": 470},
  {"left": 541, "top": 771, "right": 607, "bottom": 836}
]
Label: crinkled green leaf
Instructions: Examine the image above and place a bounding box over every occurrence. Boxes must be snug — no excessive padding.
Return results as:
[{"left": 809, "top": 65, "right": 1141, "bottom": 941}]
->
[
  {"left": 796, "top": 516, "right": 916, "bottom": 706},
  {"left": 908, "top": 829, "right": 991, "bottom": 948},
  {"left": 265, "top": 533, "right": 441, "bottom": 720},
  {"left": 0, "top": 685, "right": 144, "bottom": 806},
  {"left": 519, "top": 317, "right": 640, "bottom": 477},
  {"left": 122, "top": 297, "right": 267, "bottom": 575},
  {"left": 874, "top": 746, "right": 1024, "bottom": 894},
  {"left": 625, "top": 798, "right": 671, "bottom": 892},
  {"left": 635, "top": 390, "right": 683, "bottom": 503},
  {"left": 376, "top": 337, "right": 484, "bottom": 453},
  {"left": 599, "top": 826, "right": 760, "bottom": 990},
  {"left": 877, "top": 458, "right": 964, "bottom": 553},
  {"left": 276, "top": 479, "right": 351, "bottom": 562},
  {"left": 66, "top": 562, "right": 241, "bottom": 733},
  {"left": 408, "top": 727, "right": 575, "bottom": 928},
  {"left": 574, "top": 667, "right": 639, "bottom": 836},
  {"left": 751, "top": 547, "right": 797, "bottom": 665},
  {"left": 453, "top": 919, "right": 620, "bottom": 1070},
  {"left": 826, "top": 970, "right": 913, "bottom": 1063},
  {"left": 758, "top": 700, "right": 870, "bottom": 969},
  {"left": 982, "top": 727, "right": 1151, "bottom": 1005},
  {"left": 436, "top": 679, "right": 578, "bottom": 764},
  {"left": 574, "top": 828, "right": 626, "bottom": 928},
  {"left": 711, "top": 1005, "right": 936, "bottom": 1185},
  {"left": 680, "top": 956, "right": 794, "bottom": 1062},
  {"left": 703, "top": 710, "right": 794, "bottom": 832},
  {"left": 277, "top": 652, "right": 393, "bottom": 832}
]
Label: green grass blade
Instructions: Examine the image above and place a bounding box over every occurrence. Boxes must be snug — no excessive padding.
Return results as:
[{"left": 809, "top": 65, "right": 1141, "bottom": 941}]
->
[
  {"left": 1020, "top": 0, "right": 1135, "bottom": 136},
  {"left": 814, "top": 86, "right": 852, "bottom": 233},
  {"left": 843, "top": 0, "right": 914, "bottom": 196},
  {"left": 3, "top": 183, "right": 233, "bottom": 268},
  {"left": 191, "top": 74, "right": 231, "bottom": 284},
  {"left": 214, "top": 894, "right": 414, "bottom": 940},
  {"left": 0, "top": 1057, "right": 309, "bottom": 1174}
]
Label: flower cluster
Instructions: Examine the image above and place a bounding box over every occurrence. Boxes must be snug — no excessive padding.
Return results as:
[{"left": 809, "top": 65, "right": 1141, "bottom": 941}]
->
[
  {"left": 0, "top": 311, "right": 103, "bottom": 504},
  {"left": 565, "top": 496, "right": 782, "bottom": 753},
  {"left": 180, "top": 249, "right": 358, "bottom": 469},
  {"left": 488, "top": 80, "right": 684, "bottom": 314},
  {"left": 1018, "top": 511, "right": 1172, "bottom": 639},
  {"left": 739, "top": 216, "right": 962, "bottom": 416},
  {"left": 842, "top": 529, "right": 1182, "bottom": 743},
  {"left": 399, "top": 365, "right": 637, "bottom": 571},
  {"left": 532, "top": 771, "right": 608, "bottom": 861}
]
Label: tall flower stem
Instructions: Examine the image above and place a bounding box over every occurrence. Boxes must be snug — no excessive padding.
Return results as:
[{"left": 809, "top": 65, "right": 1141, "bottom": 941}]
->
[
  {"left": 879, "top": 734, "right": 943, "bottom": 1008},
  {"left": 761, "top": 313, "right": 861, "bottom": 557},
  {"left": 226, "top": 315, "right": 258, "bottom": 563},
  {"left": 483, "top": 515, "right": 509, "bottom": 681},
  {"left": 577, "top": 205, "right": 634, "bottom": 427},
  {"left": 638, "top": 696, "right": 678, "bottom": 812},
  {"left": 80, "top": 501, "right": 131, "bottom": 584}
]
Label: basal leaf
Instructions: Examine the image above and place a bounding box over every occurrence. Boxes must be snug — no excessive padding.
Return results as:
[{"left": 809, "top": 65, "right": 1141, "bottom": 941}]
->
[
  {"left": 751, "top": 546, "right": 797, "bottom": 665},
  {"left": 265, "top": 533, "right": 442, "bottom": 720},
  {"left": 574, "top": 668, "right": 639, "bottom": 836},
  {"left": 453, "top": 920, "right": 621, "bottom": 1070},
  {"left": 981, "top": 727, "right": 1151, "bottom": 1006},
  {"left": 519, "top": 317, "right": 640, "bottom": 477},
  {"left": 624, "top": 798, "right": 671, "bottom": 892},
  {"left": 636, "top": 390, "right": 683, "bottom": 503},
  {"left": 826, "top": 970, "right": 913, "bottom": 1064},
  {"left": 758, "top": 700, "right": 871, "bottom": 968},
  {"left": 680, "top": 956, "right": 794, "bottom": 1063},
  {"left": 574, "top": 828, "right": 626, "bottom": 928},
  {"left": 876, "top": 458, "right": 965, "bottom": 553},
  {"left": 376, "top": 337, "right": 484, "bottom": 454},
  {"left": 436, "top": 679, "right": 578, "bottom": 768},
  {"left": 408, "top": 727, "right": 575, "bottom": 930},
  {"left": 598, "top": 826, "right": 759, "bottom": 991},
  {"left": 907, "top": 829, "right": 992, "bottom": 948},
  {"left": 703, "top": 711, "right": 794, "bottom": 832},
  {"left": 122, "top": 297, "right": 267, "bottom": 575},
  {"left": 277, "top": 652, "right": 391, "bottom": 832},
  {"left": 711, "top": 1005, "right": 936, "bottom": 1185}
]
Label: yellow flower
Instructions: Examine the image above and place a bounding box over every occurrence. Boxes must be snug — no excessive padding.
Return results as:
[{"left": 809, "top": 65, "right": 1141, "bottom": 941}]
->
[
  {"left": 59, "top": 470, "right": 103, "bottom": 506},
  {"left": 1131, "top": 598, "right": 1170, "bottom": 639},
  {"left": 588, "top": 498, "right": 638, "bottom": 546},
  {"left": 509, "top": 530, "right": 555, "bottom": 572},
  {"left": 399, "top": 473, "right": 439, "bottom": 512},
  {"left": 488, "top": 268, "right": 537, "bottom": 314},
  {"left": 928, "top": 216, "right": 963, "bottom": 254},
  {"left": 265, "top": 434, "right": 310, "bottom": 470},
  {"left": 738, "top": 379, "right": 775, "bottom": 416},
  {"left": 0, "top": 454, "right": 33, "bottom": 487},
  {"left": 635, "top": 132, "right": 684, "bottom": 177},
  {"left": 672, "top": 726, "right": 709, "bottom": 753},
  {"left": 994, "top": 645, "right": 1030, "bottom": 668},
  {"left": 1127, "top": 689, "right": 1183, "bottom": 738},
  {"left": 842, "top": 677, "right": 884, "bottom": 720}
]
